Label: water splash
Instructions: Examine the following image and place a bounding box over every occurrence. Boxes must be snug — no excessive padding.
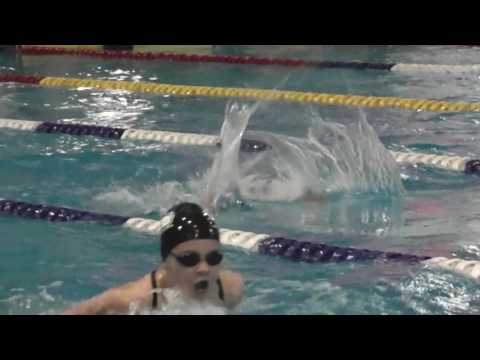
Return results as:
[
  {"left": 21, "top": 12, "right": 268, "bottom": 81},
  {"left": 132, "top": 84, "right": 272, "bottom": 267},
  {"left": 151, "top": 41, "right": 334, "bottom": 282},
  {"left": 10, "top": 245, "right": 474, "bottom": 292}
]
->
[
  {"left": 198, "top": 99, "right": 404, "bottom": 209},
  {"left": 93, "top": 181, "right": 198, "bottom": 216},
  {"left": 195, "top": 101, "right": 404, "bottom": 234},
  {"left": 236, "top": 111, "right": 404, "bottom": 203},
  {"left": 91, "top": 98, "right": 403, "bottom": 234},
  {"left": 200, "top": 100, "right": 260, "bottom": 214},
  {"left": 127, "top": 289, "right": 226, "bottom": 315}
]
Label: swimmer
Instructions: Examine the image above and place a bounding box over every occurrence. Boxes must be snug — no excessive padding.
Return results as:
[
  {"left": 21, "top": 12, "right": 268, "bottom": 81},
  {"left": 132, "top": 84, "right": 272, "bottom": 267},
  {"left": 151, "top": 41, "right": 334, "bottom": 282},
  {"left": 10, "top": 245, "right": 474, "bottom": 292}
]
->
[{"left": 63, "top": 203, "right": 244, "bottom": 315}]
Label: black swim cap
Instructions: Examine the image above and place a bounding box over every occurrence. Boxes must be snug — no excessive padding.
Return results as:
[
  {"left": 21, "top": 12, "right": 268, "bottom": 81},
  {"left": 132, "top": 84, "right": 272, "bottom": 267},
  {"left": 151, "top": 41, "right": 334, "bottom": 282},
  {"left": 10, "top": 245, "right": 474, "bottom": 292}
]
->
[{"left": 160, "top": 203, "right": 220, "bottom": 260}]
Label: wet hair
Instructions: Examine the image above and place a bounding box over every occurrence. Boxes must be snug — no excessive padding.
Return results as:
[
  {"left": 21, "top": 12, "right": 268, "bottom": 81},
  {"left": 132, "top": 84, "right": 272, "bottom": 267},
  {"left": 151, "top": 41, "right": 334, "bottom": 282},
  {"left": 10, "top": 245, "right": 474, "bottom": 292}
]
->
[{"left": 160, "top": 203, "right": 220, "bottom": 260}]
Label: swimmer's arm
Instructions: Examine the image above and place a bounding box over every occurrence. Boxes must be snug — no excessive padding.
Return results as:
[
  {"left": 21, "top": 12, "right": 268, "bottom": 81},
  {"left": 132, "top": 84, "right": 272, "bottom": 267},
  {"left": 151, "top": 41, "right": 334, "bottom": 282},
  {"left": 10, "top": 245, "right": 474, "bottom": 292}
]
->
[
  {"left": 62, "top": 288, "right": 122, "bottom": 315},
  {"left": 62, "top": 273, "right": 157, "bottom": 315},
  {"left": 218, "top": 270, "right": 244, "bottom": 309}
]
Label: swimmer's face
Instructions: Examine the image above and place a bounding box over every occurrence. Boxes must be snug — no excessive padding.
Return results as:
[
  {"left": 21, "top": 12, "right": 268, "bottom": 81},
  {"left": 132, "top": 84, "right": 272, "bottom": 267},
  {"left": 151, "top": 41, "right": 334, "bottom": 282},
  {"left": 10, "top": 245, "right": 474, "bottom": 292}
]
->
[{"left": 165, "top": 239, "right": 222, "bottom": 301}]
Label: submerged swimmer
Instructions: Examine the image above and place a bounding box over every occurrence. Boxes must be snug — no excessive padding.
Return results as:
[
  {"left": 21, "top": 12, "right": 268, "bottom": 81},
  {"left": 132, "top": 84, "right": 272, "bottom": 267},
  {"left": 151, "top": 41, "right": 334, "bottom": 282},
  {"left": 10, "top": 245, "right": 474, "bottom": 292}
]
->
[{"left": 63, "top": 203, "right": 244, "bottom": 315}]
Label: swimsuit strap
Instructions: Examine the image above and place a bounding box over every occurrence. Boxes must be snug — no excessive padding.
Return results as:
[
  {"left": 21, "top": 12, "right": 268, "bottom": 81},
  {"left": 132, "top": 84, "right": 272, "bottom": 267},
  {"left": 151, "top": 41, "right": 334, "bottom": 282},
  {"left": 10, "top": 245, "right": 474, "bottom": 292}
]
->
[
  {"left": 217, "top": 278, "right": 224, "bottom": 301},
  {"left": 150, "top": 270, "right": 158, "bottom": 309}
]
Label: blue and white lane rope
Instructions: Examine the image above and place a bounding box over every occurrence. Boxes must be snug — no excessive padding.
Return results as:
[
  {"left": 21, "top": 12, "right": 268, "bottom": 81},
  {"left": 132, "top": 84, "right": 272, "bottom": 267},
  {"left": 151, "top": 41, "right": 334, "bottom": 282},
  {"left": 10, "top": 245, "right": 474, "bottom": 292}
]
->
[
  {"left": 1, "top": 198, "right": 479, "bottom": 281},
  {"left": 0, "top": 118, "right": 268, "bottom": 153},
  {"left": 1, "top": 118, "right": 479, "bottom": 174}
]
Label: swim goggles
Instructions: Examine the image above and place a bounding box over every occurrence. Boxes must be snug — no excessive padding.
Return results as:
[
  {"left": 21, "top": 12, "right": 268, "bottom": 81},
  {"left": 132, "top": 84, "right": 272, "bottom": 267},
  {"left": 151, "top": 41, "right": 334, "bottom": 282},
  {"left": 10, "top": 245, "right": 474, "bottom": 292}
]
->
[{"left": 170, "top": 250, "right": 223, "bottom": 267}]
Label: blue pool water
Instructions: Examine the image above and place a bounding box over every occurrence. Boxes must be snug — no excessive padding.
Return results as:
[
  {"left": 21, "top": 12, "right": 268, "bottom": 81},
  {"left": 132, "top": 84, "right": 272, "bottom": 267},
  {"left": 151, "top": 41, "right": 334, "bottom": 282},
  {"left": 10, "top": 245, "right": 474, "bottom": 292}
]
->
[{"left": 2, "top": 45, "right": 480, "bottom": 314}]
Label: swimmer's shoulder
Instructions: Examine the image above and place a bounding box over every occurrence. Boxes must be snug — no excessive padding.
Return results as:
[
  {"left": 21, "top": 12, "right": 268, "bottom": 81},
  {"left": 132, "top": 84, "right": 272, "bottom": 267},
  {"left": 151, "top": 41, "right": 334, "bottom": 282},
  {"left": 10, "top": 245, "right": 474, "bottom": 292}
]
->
[
  {"left": 106, "top": 268, "right": 178, "bottom": 314},
  {"left": 116, "top": 268, "right": 171, "bottom": 304},
  {"left": 64, "top": 271, "right": 163, "bottom": 315},
  {"left": 218, "top": 270, "right": 244, "bottom": 309}
]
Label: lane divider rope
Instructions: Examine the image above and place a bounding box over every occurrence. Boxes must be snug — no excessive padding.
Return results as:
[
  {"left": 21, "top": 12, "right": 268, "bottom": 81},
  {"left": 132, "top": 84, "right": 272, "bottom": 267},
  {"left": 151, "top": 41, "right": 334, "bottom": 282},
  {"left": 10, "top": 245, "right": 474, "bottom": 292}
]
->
[
  {"left": 0, "top": 118, "right": 268, "bottom": 153},
  {"left": 1, "top": 118, "right": 479, "bottom": 174},
  {"left": 389, "top": 151, "right": 480, "bottom": 174},
  {"left": 1, "top": 73, "right": 480, "bottom": 113},
  {"left": 18, "top": 46, "right": 480, "bottom": 76},
  {"left": 1, "top": 198, "right": 478, "bottom": 281}
]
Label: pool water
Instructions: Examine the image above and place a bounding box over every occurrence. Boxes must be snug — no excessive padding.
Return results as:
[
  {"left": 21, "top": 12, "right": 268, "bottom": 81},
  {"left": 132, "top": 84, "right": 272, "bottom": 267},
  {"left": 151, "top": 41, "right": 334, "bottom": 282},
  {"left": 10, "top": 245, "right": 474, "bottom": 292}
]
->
[{"left": 2, "top": 45, "right": 480, "bottom": 315}]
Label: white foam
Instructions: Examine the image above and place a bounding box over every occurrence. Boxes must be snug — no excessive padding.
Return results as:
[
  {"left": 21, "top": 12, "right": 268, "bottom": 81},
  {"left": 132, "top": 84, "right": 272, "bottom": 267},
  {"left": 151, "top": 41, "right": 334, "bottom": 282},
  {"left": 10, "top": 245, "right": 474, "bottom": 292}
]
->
[
  {"left": 127, "top": 289, "right": 226, "bottom": 315},
  {"left": 200, "top": 101, "right": 258, "bottom": 214},
  {"left": 47, "top": 281, "right": 63, "bottom": 288},
  {"left": 93, "top": 181, "right": 198, "bottom": 216},
  {"left": 38, "top": 288, "right": 55, "bottom": 302},
  {"left": 235, "top": 113, "right": 404, "bottom": 202}
]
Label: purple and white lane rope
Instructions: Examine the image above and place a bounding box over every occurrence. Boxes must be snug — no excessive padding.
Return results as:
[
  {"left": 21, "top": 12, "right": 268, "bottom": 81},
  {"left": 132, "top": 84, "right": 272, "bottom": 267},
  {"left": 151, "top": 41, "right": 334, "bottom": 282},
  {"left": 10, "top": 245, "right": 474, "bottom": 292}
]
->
[
  {"left": 0, "top": 118, "right": 268, "bottom": 153},
  {"left": 1, "top": 118, "right": 480, "bottom": 174},
  {"left": 1, "top": 198, "right": 479, "bottom": 281}
]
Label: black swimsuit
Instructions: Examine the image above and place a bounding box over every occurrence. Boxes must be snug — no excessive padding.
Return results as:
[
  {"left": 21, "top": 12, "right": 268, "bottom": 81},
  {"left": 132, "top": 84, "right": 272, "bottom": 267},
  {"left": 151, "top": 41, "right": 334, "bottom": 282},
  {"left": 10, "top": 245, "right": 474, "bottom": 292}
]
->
[{"left": 150, "top": 270, "right": 224, "bottom": 309}]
